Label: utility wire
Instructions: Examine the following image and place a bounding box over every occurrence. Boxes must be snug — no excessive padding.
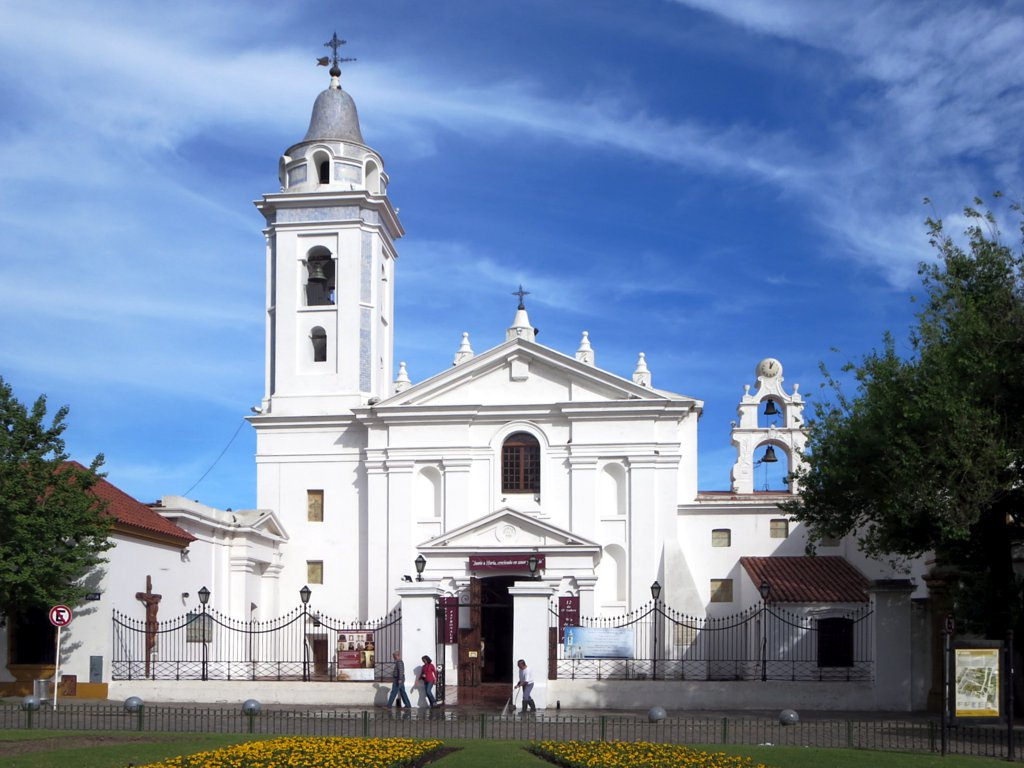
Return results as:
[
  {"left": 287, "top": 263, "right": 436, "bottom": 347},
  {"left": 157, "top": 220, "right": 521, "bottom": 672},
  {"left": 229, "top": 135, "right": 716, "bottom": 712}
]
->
[{"left": 183, "top": 417, "right": 247, "bottom": 497}]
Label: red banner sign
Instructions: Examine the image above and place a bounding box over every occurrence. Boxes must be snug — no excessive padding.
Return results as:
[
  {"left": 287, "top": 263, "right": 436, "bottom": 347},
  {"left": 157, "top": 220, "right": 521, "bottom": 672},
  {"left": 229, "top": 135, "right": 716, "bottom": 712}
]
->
[
  {"left": 558, "top": 596, "right": 580, "bottom": 642},
  {"left": 438, "top": 597, "right": 459, "bottom": 644},
  {"left": 468, "top": 554, "right": 546, "bottom": 571}
]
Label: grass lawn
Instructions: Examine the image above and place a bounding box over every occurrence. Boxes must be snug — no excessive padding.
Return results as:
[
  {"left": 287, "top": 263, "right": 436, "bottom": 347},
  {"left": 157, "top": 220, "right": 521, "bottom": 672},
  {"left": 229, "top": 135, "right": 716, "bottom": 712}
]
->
[{"left": 0, "top": 731, "right": 1017, "bottom": 768}]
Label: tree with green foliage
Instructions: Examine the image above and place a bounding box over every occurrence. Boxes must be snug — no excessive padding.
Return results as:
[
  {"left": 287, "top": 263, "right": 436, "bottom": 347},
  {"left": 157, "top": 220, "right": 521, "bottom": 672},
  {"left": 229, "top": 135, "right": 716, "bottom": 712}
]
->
[
  {"left": 784, "top": 196, "right": 1024, "bottom": 638},
  {"left": 0, "top": 376, "right": 112, "bottom": 619}
]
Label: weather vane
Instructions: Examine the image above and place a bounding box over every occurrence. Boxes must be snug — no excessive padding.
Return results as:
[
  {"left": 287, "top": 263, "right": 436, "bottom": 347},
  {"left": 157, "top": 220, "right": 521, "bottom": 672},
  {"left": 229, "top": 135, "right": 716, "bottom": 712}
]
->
[
  {"left": 513, "top": 285, "right": 530, "bottom": 309},
  {"left": 317, "top": 31, "right": 356, "bottom": 73}
]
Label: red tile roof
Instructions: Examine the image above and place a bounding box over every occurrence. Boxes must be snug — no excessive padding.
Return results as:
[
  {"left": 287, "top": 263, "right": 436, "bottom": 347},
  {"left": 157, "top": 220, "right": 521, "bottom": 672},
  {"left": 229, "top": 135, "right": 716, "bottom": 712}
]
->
[
  {"left": 67, "top": 462, "right": 195, "bottom": 545},
  {"left": 740, "top": 556, "right": 869, "bottom": 604}
]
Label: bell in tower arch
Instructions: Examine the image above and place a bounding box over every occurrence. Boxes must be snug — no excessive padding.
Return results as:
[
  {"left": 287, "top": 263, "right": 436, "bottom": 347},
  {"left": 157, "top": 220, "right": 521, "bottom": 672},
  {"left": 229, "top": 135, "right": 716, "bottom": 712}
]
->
[{"left": 305, "top": 255, "right": 334, "bottom": 306}]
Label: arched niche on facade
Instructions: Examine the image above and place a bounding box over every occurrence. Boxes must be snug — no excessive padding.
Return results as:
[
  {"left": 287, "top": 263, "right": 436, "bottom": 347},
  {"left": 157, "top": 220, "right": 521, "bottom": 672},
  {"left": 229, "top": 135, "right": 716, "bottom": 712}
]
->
[
  {"left": 596, "top": 543, "right": 627, "bottom": 611},
  {"left": 597, "top": 463, "right": 627, "bottom": 517},
  {"left": 413, "top": 466, "right": 443, "bottom": 520}
]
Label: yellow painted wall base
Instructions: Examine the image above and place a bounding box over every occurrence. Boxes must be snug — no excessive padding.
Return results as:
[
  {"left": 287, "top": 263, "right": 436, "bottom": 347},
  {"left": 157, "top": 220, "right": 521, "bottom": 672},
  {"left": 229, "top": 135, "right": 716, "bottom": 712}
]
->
[{"left": 0, "top": 681, "right": 109, "bottom": 699}]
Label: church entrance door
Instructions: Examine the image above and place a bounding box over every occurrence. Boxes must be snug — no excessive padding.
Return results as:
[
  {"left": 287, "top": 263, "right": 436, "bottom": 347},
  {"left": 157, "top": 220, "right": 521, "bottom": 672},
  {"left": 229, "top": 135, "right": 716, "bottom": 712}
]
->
[
  {"left": 479, "top": 575, "right": 515, "bottom": 683},
  {"left": 457, "top": 576, "right": 516, "bottom": 686}
]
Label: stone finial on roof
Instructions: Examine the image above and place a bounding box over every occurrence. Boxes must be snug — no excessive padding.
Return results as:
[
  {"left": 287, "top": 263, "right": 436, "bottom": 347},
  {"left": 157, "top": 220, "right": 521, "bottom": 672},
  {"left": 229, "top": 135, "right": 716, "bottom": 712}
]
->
[
  {"left": 576, "top": 331, "right": 594, "bottom": 366},
  {"left": 632, "top": 352, "right": 651, "bottom": 387},
  {"left": 454, "top": 332, "right": 474, "bottom": 365},
  {"left": 394, "top": 361, "right": 411, "bottom": 393}
]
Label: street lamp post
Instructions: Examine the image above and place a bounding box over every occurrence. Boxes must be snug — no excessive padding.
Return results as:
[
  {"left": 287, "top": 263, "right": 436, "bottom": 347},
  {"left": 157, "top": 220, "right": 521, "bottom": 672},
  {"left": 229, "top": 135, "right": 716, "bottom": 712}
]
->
[
  {"left": 415, "top": 555, "right": 426, "bottom": 582},
  {"left": 300, "top": 585, "right": 312, "bottom": 682},
  {"left": 650, "top": 581, "right": 662, "bottom": 680},
  {"left": 197, "top": 586, "right": 210, "bottom": 681},
  {"left": 528, "top": 554, "right": 540, "bottom": 578},
  {"left": 758, "top": 579, "right": 771, "bottom": 682}
]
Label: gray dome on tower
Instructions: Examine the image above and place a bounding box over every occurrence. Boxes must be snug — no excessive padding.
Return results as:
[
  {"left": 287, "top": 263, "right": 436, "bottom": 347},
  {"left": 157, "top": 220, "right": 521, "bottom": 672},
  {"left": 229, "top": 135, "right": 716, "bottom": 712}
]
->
[{"left": 303, "top": 82, "right": 364, "bottom": 144}]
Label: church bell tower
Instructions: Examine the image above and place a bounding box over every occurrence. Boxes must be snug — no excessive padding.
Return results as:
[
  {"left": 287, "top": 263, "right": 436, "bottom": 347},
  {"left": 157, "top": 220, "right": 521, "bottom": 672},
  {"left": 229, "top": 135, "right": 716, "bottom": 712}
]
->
[{"left": 254, "top": 36, "right": 403, "bottom": 416}]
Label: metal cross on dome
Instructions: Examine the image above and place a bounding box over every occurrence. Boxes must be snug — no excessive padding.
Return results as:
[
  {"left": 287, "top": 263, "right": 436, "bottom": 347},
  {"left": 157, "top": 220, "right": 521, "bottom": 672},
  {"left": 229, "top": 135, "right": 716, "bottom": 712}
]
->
[
  {"left": 513, "top": 285, "right": 530, "bottom": 309},
  {"left": 318, "top": 31, "right": 356, "bottom": 70}
]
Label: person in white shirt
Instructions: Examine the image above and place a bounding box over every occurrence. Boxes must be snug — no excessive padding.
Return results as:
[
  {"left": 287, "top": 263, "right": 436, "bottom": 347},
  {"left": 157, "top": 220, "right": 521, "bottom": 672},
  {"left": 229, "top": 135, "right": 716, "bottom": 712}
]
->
[{"left": 515, "top": 658, "right": 536, "bottom": 712}]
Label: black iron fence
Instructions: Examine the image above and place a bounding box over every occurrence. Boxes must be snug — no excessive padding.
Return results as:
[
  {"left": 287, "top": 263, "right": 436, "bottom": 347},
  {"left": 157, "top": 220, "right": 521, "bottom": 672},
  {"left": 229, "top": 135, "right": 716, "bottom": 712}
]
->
[
  {"left": 551, "top": 600, "right": 873, "bottom": 681},
  {"left": 2, "top": 704, "right": 1021, "bottom": 761},
  {"left": 112, "top": 605, "right": 401, "bottom": 682}
]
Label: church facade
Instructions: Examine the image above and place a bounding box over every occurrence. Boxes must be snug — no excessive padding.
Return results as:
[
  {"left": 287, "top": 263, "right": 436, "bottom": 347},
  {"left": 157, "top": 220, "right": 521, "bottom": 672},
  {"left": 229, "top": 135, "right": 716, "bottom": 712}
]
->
[{"left": 2, "top": 58, "right": 930, "bottom": 711}]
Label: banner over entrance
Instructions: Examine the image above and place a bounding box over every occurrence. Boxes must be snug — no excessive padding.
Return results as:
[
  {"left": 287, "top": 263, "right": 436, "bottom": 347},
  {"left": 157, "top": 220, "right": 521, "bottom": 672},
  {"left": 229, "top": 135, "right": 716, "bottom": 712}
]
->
[{"left": 468, "top": 553, "right": 546, "bottom": 571}]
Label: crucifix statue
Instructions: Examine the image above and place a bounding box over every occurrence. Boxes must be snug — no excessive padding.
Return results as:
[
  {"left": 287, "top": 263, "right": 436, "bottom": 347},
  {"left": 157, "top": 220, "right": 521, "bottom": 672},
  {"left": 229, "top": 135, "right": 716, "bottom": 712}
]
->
[{"left": 135, "top": 575, "right": 162, "bottom": 679}]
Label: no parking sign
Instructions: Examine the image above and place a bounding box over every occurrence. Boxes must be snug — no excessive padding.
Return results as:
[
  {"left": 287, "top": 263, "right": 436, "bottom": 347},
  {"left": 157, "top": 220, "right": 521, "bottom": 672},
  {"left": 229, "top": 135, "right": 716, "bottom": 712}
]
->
[
  {"left": 48, "top": 604, "right": 73, "bottom": 711},
  {"left": 49, "top": 605, "right": 73, "bottom": 627}
]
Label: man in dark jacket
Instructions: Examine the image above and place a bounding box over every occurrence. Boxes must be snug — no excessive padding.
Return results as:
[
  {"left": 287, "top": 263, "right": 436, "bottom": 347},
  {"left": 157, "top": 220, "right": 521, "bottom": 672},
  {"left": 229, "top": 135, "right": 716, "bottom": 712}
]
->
[{"left": 387, "top": 650, "right": 412, "bottom": 708}]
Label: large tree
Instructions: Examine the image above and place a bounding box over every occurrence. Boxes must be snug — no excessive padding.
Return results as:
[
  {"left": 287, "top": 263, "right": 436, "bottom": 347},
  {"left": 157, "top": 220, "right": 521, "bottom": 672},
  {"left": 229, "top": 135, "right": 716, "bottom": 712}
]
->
[
  {"left": 784, "top": 197, "right": 1024, "bottom": 637},
  {"left": 0, "top": 376, "right": 112, "bottom": 618}
]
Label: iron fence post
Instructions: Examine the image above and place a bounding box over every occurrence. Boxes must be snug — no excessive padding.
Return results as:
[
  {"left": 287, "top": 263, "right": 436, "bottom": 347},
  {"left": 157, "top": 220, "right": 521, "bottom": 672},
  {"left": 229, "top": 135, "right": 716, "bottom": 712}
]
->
[
  {"left": 302, "top": 603, "right": 309, "bottom": 682},
  {"left": 761, "top": 604, "right": 768, "bottom": 682},
  {"left": 1008, "top": 629, "right": 1015, "bottom": 762},
  {"left": 201, "top": 603, "right": 209, "bottom": 682}
]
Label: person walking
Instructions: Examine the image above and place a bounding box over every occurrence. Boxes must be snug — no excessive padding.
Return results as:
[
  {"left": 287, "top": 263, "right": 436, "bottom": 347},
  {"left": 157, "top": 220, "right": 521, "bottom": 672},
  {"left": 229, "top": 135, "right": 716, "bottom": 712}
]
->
[
  {"left": 419, "top": 655, "right": 438, "bottom": 708},
  {"left": 515, "top": 658, "right": 536, "bottom": 713},
  {"left": 387, "top": 650, "right": 412, "bottom": 708}
]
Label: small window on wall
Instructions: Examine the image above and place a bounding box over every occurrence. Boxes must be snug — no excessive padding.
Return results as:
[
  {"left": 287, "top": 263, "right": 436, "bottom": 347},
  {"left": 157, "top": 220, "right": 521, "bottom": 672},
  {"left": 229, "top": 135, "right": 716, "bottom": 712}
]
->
[
  {"left": 307, "top": 490, "right": 324, "bottom": 522},
  {"left": 307, "top": 561, "right": 324, "bottom": 584},
  {"left": 770, "top": 519, "right": 789, "bottom": 539},
  {"left": 311, "top": 327, "right": 327, "bottom": 362},
  {"left": 711, "top": 529, "right": 731, "bottom": 547},
  {"left": 710, "top": 579, "right": 733, "bottom": 603}
]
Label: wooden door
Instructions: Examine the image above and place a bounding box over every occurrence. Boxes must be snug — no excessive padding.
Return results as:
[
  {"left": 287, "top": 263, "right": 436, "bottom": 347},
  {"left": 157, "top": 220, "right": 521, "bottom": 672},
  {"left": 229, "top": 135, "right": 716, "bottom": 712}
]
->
[
  {"left": 312, "top": 638, "right": 329, "bottom": 678},
  {"left": 458, "top": 577, "right": 482, "bottom": 687}
]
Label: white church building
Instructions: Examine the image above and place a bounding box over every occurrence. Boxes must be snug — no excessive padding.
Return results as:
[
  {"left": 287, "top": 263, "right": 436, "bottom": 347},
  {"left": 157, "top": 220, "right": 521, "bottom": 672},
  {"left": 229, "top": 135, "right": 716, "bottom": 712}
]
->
[{"left": 1, "top": 52, "right": 931, "bottom": 711}]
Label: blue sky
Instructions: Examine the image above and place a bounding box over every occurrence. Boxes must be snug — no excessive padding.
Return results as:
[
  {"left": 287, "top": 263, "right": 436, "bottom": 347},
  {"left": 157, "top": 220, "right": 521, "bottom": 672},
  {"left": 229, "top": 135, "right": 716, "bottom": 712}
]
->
[{"left": 1, "top": 1, "right": 1021, "bottom": 509}]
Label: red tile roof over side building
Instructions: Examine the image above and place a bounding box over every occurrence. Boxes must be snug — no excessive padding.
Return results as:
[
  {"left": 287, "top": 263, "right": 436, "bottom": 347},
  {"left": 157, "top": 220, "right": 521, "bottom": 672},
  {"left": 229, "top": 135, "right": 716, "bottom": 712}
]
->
[
  {"left": 740, "top": 556, "right": 869, "bottom": 604},
  {"left": 67, "top": 462, "right": 195, "bottom": 546}
]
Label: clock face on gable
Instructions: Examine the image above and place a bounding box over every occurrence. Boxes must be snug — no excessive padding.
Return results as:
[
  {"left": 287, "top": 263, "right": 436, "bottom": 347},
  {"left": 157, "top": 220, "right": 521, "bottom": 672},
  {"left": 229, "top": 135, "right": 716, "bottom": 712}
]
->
[{"left": 757, "top": 358, "right": 782, "bottom": 378}]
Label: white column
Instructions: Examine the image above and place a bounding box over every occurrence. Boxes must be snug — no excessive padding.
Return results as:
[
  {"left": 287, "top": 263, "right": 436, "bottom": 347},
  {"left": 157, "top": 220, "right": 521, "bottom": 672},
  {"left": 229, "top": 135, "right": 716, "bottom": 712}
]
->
[
  {"left": 870, "top": 579, "right": 915, "bottom": 710},
  {"left": 387, "top": 459, "right": 415, "bottom": 610},
  {"left": 627, "top": 457, "right": 658, "bottom": 608},
  {"left": 576, "top": 575, "right": 598, "bottom": 618},
  {"left": 365, "top": 457, "right": 389, "bottom": 618},
  {"left": 396, "top": 583, "right": 442, "bottom": 709},
  {"left": 510, "top": 581, "right": 555, "bottom": 709}
]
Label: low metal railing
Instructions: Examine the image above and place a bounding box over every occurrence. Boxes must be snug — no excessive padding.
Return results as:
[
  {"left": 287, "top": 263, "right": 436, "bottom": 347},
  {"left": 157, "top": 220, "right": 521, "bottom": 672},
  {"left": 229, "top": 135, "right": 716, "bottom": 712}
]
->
[{"left": 1, "top": 704, "right": 1021, "bottom": 761}]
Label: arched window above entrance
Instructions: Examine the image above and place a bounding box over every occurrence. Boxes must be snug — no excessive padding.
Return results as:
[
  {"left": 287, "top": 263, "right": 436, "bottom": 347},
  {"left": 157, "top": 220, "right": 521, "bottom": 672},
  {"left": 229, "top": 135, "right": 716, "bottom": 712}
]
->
[{"left": 501, "top": 432, "right": 540, "bottom": 494}]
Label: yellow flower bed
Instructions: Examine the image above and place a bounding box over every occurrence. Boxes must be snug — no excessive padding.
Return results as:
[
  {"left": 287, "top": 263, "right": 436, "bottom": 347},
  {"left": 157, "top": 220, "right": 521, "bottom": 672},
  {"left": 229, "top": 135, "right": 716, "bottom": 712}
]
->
[
  {"left": 139, "top": 736, "right": 443, "bottom": 768},
  {"left": 531, "top": 740, "right": 773, "bottom": 768}
]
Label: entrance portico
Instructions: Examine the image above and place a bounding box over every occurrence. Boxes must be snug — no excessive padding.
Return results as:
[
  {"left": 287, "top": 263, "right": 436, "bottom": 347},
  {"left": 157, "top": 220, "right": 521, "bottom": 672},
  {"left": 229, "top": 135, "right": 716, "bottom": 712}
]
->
[{"left": 414, "top": 508, "right": 600, "bottom": 707}]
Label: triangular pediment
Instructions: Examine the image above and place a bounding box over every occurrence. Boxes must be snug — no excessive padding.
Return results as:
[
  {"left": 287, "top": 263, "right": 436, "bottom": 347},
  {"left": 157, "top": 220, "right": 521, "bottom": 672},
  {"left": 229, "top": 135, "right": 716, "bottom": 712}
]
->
[
  {"left": 418, "top": 508, "right": 600, "bottom": 552},
  {"left": 375, "top": 339, "right": 699, "bottom": 410}
]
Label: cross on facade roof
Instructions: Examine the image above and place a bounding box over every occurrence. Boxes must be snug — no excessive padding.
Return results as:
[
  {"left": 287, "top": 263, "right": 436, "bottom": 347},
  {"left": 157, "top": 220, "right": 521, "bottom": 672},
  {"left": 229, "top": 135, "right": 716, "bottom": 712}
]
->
[{"left": 513, "top": 285, "right": 530, "bottom": 309}]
